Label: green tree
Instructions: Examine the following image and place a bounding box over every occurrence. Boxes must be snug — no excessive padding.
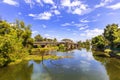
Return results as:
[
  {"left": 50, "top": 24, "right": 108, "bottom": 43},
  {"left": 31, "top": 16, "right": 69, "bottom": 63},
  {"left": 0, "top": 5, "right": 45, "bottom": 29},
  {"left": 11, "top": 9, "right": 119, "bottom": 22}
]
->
[
  {"left": 0, "top": 21, "right": 11, "bottom": 35},
  {"left": 77, "top": 40, "right": 82, "bottom": 47},
  {"left": 113, "top": 28, "right": 120, "bottom": 48},
  {"left": 0, "top": 20, "right": 33, "bottom": 67},
  {"left": 62, "top": 39, "right": 73, "bottom": 43},
  {"left": 34, "top": 34, "right": 43, "bottom": 42},
  {"left": 15, "top": 20, "right": 33, "bottom": 48},
  {"left": 103, "top": 24, "right": 119, "bottom": 48},
  {"left": 53, "top": 38, "right": 57, "bottom": 42},
  {"left": 92, "top": 35, "right": 106, "bottom": 50}
]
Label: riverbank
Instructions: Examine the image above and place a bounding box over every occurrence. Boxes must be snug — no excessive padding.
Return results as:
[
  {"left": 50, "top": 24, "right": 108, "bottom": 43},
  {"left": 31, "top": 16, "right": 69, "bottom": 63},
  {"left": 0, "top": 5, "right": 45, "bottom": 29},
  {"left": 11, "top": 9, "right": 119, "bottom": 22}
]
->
[
  {"left": 8, "top": 47, "right": 59, "bottom": 66},
  {"left": 8, "top": 55, "right": 59, "bottom": 66},
  {"left": 92, "top": 49, "right": 120, "bottom": 58},
  {"left": 31, "top": 47, "right": 59, "bottom": 55}
]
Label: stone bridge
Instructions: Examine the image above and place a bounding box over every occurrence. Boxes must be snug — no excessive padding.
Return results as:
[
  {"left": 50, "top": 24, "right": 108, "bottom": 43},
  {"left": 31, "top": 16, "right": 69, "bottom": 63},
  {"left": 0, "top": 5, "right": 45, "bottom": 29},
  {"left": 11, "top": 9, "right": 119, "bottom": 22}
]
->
[{"left": 33, "top": 41, "right": 78, "bottom": 49}]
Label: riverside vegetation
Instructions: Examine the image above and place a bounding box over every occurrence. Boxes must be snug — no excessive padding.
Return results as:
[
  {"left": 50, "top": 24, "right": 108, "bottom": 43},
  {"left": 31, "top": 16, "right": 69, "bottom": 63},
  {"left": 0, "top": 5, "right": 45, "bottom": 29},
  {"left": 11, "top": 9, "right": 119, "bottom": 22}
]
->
[
  {"left": 91, "top": 24, "right": 120, "bottom": 57},
  {"left": 0, "top": 20, "right": 120, "bottom": 67},
  {"left": 0, "top": 20, "right": 76, "bottom": 67},
  {"left": 0, "top": 20, "right": 60, "bottom": 67}
]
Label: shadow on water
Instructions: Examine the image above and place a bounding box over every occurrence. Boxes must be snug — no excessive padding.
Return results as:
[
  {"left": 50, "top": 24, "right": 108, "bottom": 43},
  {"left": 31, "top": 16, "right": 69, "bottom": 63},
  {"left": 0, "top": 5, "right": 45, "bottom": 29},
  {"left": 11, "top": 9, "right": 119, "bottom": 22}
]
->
[{"left": 0, "top": 49, "right": 120, "bottom": 80}]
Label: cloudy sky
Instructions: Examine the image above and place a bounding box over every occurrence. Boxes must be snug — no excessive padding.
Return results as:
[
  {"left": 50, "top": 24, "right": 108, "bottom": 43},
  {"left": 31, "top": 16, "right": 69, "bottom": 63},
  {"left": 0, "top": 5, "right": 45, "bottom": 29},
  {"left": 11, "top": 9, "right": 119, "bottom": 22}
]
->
[{"left": 0, "top": 0, "right": 120, "bottom": 41}]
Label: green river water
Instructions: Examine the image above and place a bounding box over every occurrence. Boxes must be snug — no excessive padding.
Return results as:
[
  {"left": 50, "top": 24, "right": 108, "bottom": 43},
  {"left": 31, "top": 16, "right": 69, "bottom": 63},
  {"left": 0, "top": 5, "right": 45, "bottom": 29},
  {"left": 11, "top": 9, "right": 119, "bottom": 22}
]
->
[{"left": 0, "top": 49, "right": 120, "bottom": 80}]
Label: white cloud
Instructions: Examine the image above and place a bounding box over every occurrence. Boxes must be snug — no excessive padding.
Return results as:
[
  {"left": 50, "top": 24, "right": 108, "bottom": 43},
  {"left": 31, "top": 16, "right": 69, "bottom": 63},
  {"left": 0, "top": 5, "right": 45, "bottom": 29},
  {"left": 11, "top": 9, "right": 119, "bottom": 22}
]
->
[
  {"left": 37, "top": 12, "right": 52, "bottom": 20},
  {"left": 61, "top": 0, "right": 71, "bottom": 7},
  {"left": 61, "top": 22, "right": 82, "bottom": 27},
  {"left": 43, "top": 34, "right": 58, "bottom": 39},
  {"left": 79, "top": 26, "right": 89, "bottom": 30},
  {"left": 61, "top": 21, "right": 89, "bottom": 29},
  {"left": 50, "top": 9, "right": 61, "bottom": 15},
  {"left": 80, "top": 28, "right": 103, "bottom": 38},
  {"left": 53, "top": 10, "right": 60, "bottom": 15},
  {"left": 97, "top": 14, "right": 101, "bottom": 17},
  {"left": 72, "top": 8, "right": 82, "bottom": 15},
  {"left": 28, "top": 12, "right": 52, "bottom": 20},
  {"left": 28, "top": 9, "right": 61, "bottom": 20},
  {"left": 42, "top": 0, "right": 54, "bottom": 5},
  {"left": 41, "top": 24, "right": 47, "bottom": 28},
  {"left": 95, "top": 0, "right": 113, "bottom": 8},
  {"left": 32, "top": 30, "right": 39, "bottom": 37},
  {"left": 28, "top": 14, "right": 35, "bottom": 17},
  {"left": 61, "top": 23, "right": 71, "bottom": 26},
  {"left": 24, "top": 0, "right": 32, "bottom": 3},
  {"left": 51, "top": 5, "right": 57, "bottom": 9},
  {"left": 74, "top": 23, "right": 86, "bottom": 28},
  {"left": 32, "top": 30, "right": 39, "bottom": 34},
  {"left": 3, "top": 0, "right": 18, "bottom": 6},
  {"left": 44, "top": 34, "right": 50, "bottom": 37},
  {"left": 107, "top": 3, "right": 120, "bottom": 10},
  {"left": 80, "top": 19, "right": 90, "bottom": 23},
  {"left": 24, "top": 0, "right": 35, "bottom": 8},
  {"left": 61, "top": 0, "right": 91, "bottom": 15},
  {"left": 18, "top": 12, "right": 22, "bottom": 15},
  {"left": 24, "top": 0, "right": 55, "bottom": 7},
  {"left": 36, "top": 0, "right": 41, "bottom": 3},
  {"left": 67, "top": 29, "right": 71, "bottom": 31},
  {"left": 61, "top": 22, "right": 89, "bottom": 30}
]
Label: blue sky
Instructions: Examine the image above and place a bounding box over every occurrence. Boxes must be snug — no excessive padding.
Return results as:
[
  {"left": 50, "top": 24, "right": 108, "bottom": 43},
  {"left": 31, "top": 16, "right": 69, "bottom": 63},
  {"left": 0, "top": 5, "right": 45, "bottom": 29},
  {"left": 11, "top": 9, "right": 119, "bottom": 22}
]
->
[{"left": 0, "top": 0, "right": 120, "bottom": 41}]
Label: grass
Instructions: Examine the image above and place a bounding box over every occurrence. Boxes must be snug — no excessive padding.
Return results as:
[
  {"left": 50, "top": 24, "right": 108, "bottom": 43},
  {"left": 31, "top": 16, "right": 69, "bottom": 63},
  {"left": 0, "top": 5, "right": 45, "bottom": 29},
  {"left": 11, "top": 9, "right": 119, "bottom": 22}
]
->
[
  {"left": 8, "top": 55, "right": 59, "bottom": 66},
  {"left": 24, "top": 55, "right": 59, "bottom": 61},
  {"left": 8, "top": 47, "right": 59, "bottom": 66},
  {"left": 31, "top": 47, "right": 59, "bottom": 55},
  {"left": 32, "top": 47, "right": 58, "bottom": 52},
  {"left": 8, "top": 59, "right": 22, "bottom": 66}
]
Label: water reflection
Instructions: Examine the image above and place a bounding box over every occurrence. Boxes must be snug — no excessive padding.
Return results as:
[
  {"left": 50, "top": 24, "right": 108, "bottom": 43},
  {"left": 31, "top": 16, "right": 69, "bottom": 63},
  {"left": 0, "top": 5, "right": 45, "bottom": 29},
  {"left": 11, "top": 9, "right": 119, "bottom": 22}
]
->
[
  {"left": 0, "top": 61, "right": 33, "bottom": 80},
  {"left": 0, "top": 49, "right": 119, "bottom": 80},
  {"left": 28, "top": 49, "right": 109, "bottom": 80},
  {"left": 94, "top": 54, "right": 120, "bottom": 80}
]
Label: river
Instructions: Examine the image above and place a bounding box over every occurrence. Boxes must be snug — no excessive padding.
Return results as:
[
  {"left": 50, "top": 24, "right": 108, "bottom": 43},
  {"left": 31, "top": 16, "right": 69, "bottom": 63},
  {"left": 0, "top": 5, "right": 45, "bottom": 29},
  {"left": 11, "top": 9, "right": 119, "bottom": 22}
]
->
[{"left": 0, "top": 49, "right": 120, "bottom": 80}]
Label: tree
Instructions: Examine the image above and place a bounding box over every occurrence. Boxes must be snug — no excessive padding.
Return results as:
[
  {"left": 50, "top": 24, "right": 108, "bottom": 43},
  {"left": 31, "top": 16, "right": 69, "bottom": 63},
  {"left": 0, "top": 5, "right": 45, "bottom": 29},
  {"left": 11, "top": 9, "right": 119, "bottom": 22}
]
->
[
  {"left": 103, "top": 24, "right": 119, "bottom": 48},
  {"left": 77, "top": 40, "right": 82, "bottom": 47},
  {"left": 34, "top": 34, "right": 43, "bottom": 42},
  {"left": 15, "top": 20, "right": 33, "bottom": 48},
  {"left": 0, "top": 21, "right": 11, "bottom": 35},
  {"left": 53, "top": 38, "right": 57, "bottom": 42},
  {"left": 85, "top": 39, "right": 90, "bottom": 45},
  {"left": 92, "top": 35, "right": 106, "bottom": 50},
  {"left": 62, "top": 39, "right": 73, "bottom": 43},
  {"left": 0, "top": 20, "right": 33, "bottom": 67},
  {"left": 113, "top": 28, "right": 120, "bottom": 48}
]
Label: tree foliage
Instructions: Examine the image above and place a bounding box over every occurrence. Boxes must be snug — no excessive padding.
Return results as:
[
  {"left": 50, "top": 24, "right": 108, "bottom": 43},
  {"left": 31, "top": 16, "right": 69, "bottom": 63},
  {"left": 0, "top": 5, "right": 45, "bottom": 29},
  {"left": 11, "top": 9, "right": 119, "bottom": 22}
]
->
[
  {"left": 34, "top": 34, "right": 43, "bottom": 42},
  {"left": 92, "top": 24, "right": 120, "bottom": 50},
  {"left": 103, "top": 24, "right": 119, "bottom": 47},
  {"left": 62, "top": 39, "right": 73, "bottom": 43},
  {"left": 92, "top": 35, "right": 106, "bottom": 50},
  {"left": 0, "top": 20, "right": 33, "bottom": 67}
]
